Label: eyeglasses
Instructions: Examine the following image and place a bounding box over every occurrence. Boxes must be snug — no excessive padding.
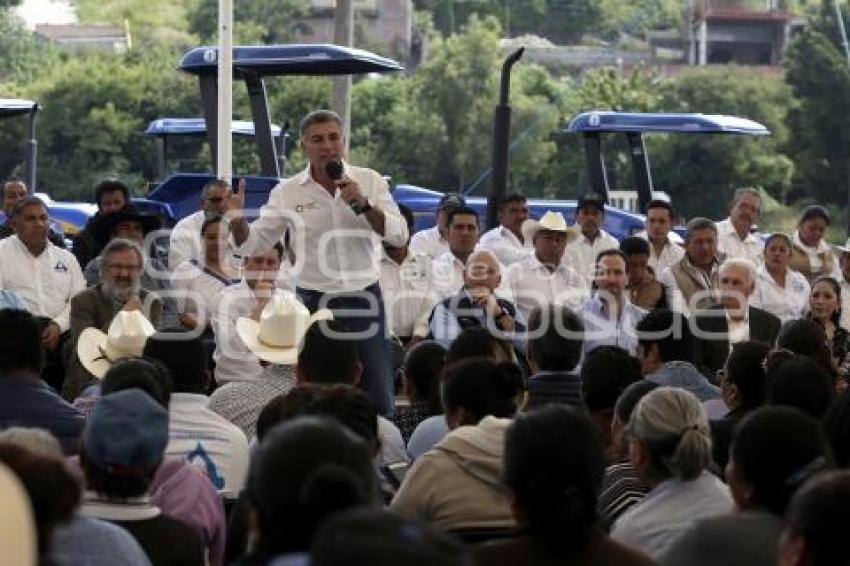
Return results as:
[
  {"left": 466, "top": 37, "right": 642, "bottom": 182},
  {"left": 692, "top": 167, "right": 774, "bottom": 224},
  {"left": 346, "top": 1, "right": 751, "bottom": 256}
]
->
[{"left": 106, "top": 263, "right": 142, "bottom": 272}]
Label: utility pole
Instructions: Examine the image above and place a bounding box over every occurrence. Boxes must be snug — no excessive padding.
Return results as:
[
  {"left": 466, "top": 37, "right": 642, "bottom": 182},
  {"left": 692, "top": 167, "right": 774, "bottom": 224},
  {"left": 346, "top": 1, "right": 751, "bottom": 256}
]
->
[
  {"left": 333, "top": 0, "right": 354, "bottom": 153},
  {"left": 216, "top": 0, "right": 233, "bottom": 182}
]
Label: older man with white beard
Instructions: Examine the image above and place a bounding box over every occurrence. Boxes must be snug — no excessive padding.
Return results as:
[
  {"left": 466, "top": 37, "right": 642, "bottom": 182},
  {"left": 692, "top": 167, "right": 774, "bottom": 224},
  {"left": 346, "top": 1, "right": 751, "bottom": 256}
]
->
[{"left": 63, "top": 238, "right": 163, "bottom": 400}]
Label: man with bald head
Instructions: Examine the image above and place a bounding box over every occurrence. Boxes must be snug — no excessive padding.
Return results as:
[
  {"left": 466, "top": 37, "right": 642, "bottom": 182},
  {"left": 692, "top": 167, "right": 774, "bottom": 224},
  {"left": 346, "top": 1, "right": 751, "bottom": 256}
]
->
[
  {"left": 429, "top": 250, "right": 524, "bottom": 347},
  {"left": 691, "top": 258, "right": 781, "bottom": 376}
]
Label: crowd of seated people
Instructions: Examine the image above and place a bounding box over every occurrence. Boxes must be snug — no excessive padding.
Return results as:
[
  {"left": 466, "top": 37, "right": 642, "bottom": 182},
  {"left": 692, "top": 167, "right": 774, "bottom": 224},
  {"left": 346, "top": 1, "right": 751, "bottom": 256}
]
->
[{"left": 7, "top": 165, "right": 850, "bottom": 566}]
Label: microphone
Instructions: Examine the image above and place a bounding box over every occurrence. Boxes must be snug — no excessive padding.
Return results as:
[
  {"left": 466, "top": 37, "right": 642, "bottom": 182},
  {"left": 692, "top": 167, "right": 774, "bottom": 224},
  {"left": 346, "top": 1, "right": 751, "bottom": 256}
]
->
[{"left": 325, "top": 159, "right": 368, "bottom": 214}]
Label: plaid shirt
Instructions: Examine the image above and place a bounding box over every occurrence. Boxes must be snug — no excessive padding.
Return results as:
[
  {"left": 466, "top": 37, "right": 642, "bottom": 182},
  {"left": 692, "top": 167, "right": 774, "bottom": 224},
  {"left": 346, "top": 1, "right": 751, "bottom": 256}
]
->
[{"left": 208, "top": 364, "right": 295, "bottom": 440}]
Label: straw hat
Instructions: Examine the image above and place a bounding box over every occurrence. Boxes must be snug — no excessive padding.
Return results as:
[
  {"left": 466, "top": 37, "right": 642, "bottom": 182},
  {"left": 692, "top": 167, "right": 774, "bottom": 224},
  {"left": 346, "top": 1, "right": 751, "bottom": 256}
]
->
[
  {"left": 236, "top": 291, "right": 333, "bottom": 365},
  {"left": 0, "top": 463, "right": 36, "bottom": 566},
  {"left": 521, "top": 210, "right": 578, "bottom": 242},
  {"left": 77, "top": 310, "right": 156, "bottom": 379}
]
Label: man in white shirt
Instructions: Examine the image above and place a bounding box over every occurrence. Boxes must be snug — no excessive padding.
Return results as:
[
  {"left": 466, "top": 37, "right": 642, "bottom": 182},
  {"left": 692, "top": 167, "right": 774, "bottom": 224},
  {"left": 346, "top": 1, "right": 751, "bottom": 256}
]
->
[
  {"left": 566, "top": 193, "right": 619, "bottom": 283},
  {"left": 638, "top": 199, "right": 684, "bottom": 274},
  {"left": 379, "top": 204, "right": 438, "bottom": 349},
  {"left": 477, "top": 193, "right": 531, "bottom": 265},
  {"left": 715, "top": 188, "right": 764, "bottom": 265},
  {"left": 837, "top": 238, "right": 850, "bottom": 330},
  {"left": 144, "top": 332, "right": 250, "bottom": 501},
  {"left": 408, "top": 193, "right": 465, "bottom": 260},
  {"left": 504, "top": 210, "right": 586, "bottom": 322},
  {"left": 168, "top": 178, "right": 243, "bottom": 269},
  {"left": 212, "top": 243, "right": 283, "bottom": 385},
  {"left": 229, "top": 109, "right": 408, "bottom": 416},
  {"left": 581, "top": 249, "right": 647, "bottom": 356},
  {"left": 432, "top": 206, "right": 481, "bottom": 299},
  {"left": 0, "top": 196, "right": 85, "bottom": 390}
]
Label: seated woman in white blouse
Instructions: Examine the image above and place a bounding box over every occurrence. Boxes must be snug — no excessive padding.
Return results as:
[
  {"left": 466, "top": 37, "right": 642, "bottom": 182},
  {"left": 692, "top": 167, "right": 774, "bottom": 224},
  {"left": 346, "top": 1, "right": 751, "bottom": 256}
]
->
[
  {"left": 751, "top": 233, "right": 810, "bottom": 323},
  {"left": 611, "top": 387, "right": 733, "bottom": 560},
  {"left": 171, "top": 214, "right": 240, "bottom": 331}
]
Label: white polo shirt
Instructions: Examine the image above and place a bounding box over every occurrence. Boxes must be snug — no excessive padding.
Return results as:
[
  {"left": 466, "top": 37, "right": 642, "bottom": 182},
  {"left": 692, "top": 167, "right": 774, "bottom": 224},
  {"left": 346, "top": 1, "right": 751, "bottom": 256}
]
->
[
  {"left": 238, "top": 162, "right": 407, "bottom": 293},
  {"left": 477, "top": 225, "right": 532, "bottom": 266},
  {"left": 409, "top": 225, "right": 448, "bottom": 260},
  {"left": 716, "top": 218, "right": 763, "bottom": 264},
  {"left": 565, "top": 229, "right": 619, "bottom": 284},
  {"left": 170, "top": 261, "right": 239, "bottom": 330},
  {"left": 503, "top": 254, "right": 588, "bottom": 322},
  {"left": 751, "top": 265, "right": 810, "bottom": 323},
  {"left": 212, "top": 280, "right": 263, "bottom": 384},
  {"left": 166, "top": 392, "right": 250, "bottom": 500},
  {"left": 379, "top": 250, "right": 439, "bottom": 339},
  {"left": 0, "top": 236, "right": 84, "bottom": 332},
  {"left": 636, "top": 230, "right": 685, "bottom": 275}
]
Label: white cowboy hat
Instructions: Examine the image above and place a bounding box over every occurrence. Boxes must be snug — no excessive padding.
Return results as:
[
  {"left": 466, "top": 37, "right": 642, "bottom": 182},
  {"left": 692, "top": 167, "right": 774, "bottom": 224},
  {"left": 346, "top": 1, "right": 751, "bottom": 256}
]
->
[
  {"left": 521, "top": 210, "right": 578, "bottom": 242},
  {"left": 77, "top": 310, "right": 156, "bottom": 379},
  {"left": 236, "top": 291, "right": 333, "bottom": 365},
  {"left": 0, "top": 463, "right": 36, "bottom": 566}
]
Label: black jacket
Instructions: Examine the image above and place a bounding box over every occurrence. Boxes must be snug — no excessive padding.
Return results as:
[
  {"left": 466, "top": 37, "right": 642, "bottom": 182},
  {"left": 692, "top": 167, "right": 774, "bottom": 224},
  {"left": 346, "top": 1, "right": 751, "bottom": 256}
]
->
[{"left": 692, "top": 305, "right": 781, "bottom": 377}]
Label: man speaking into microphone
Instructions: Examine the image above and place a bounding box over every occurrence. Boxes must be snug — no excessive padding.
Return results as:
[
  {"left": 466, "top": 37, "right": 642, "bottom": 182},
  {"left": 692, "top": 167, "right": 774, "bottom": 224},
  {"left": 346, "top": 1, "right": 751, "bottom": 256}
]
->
[{"left": 229, "top": 109, "right": 408, "bottom": 415}]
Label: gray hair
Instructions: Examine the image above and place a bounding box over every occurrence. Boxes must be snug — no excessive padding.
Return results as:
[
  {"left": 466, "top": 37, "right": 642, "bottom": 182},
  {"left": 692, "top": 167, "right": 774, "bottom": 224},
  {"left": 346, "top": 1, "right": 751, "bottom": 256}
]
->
[
  {"left": 10, "top": 195, "right": 45, "bottom": 218},
  {"left": 730, "top": 187, "right": 761, "bottom": 208},
  {"left": 629, "top": 387, "right": 711, "bottom": 481},
  {"left": 99, "top": 238, "right": 143, "bottom": 276},
  {"left": 685, "top": 217, "right": 717, "bottom": 240},
  {"left": 299, "top": 109, "right": 342, "bottom": 138},
  {"left": 0, "top": 427, "right": 62, "bottom": 457},
  {"left": 719, "top": 257, "right": 757, "bottom": 285}
]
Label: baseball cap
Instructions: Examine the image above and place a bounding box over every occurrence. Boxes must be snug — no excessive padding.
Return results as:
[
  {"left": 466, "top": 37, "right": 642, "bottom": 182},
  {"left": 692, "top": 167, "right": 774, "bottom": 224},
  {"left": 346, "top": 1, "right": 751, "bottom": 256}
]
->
[
  {"left": 84, "top": 388, "right": 168, "bottom": 472},
  {"left": 437, "top": 193, "right": 466, "bottom": 212},
  {"left": 577, "top": 193, "right": 606, "bottom": 212}
]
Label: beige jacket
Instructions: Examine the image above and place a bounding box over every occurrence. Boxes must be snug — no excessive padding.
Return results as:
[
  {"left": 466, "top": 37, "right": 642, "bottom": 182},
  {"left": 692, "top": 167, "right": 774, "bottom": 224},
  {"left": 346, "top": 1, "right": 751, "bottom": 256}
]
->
[{"left": 390, "top": 416, "right": 514, "bottom": 531}]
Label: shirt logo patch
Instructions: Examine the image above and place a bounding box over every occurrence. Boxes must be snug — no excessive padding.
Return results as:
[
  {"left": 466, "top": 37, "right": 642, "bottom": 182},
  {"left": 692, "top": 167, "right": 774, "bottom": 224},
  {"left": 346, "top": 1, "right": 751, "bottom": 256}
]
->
[
  {"left": 54, "top": 261, "right": 68, "bottom": 273},
  {"left": 295, "top": 202, "right": 320, "bottom": 213}
]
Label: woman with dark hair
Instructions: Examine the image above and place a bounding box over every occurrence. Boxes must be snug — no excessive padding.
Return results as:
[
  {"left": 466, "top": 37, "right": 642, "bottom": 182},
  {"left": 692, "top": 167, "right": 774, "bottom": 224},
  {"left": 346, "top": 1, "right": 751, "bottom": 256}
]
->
[
  {"left": 391, "top": 358, "right": 526, "bottom": 532},
  {"left": 394, "top": 341, "right": 447, "bottom": 442},
  {"left": 710, "top": 340, "right": 770, "bottom": 472},
  {"left": 752, "top": 233, "right": 810, "bottom": 322},
  {"left": 239, "top": 416, "right": 379, "bottom": 564},
  {"left": 473, "top": 405, "right": 652, "bottom": 566},
  {"left": 663, "top": 406, "right": 832, "bottom": 566},
  {"left": 779, "top": 471, "right": 850, "bottom": 566},
  {"left": 790, "top": 205, "right": 836, "bottom": 282},
  {"left": 807, "top": 276, "right": 850, "bottom": 370},
  {"left": 611, "top": 387, "right": 732, "bottom": 559},
  {"left": 171, "top": 214, "right": 239, "bottom": 331}
]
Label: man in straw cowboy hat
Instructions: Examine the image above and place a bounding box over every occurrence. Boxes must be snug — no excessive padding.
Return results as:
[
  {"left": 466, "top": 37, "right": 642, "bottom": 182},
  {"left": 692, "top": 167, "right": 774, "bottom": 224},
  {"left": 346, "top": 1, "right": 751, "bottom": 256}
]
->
[
  {"left": 235, "top": 293, "right": 409, "bottom": 467},
  {"left": 64, "top": 238, "right": 164, "bottom": 400},
  {"left": 503, "top": 210, "right": 585, "bottom": 323}
]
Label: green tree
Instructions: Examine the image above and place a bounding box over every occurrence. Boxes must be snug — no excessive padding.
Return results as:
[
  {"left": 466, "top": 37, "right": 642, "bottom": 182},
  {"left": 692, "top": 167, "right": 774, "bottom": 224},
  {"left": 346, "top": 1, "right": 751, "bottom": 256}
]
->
[
  {"left": 652, "top": 67, "right": 794, "bottom": 218},
  {"left": 74, "top": 0, "right": 195, "bottom": 46},
  {"left": 784, "top": 4, "right": 850, "bottom": 209},
  {"left": 189, "top": 0, "right": 309, "bottom": 44}
]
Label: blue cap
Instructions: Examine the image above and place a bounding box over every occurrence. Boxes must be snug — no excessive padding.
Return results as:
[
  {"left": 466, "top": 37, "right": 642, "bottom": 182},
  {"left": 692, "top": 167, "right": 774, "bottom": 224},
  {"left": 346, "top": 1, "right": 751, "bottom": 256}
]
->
[
  {"left": 84, "top": 389, "right": 168, "bottom": 472},
  {"left": 0, "top": 290, "right": 27, "bottom": 312}
]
